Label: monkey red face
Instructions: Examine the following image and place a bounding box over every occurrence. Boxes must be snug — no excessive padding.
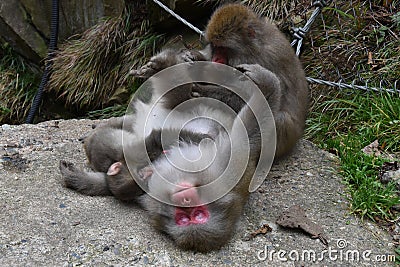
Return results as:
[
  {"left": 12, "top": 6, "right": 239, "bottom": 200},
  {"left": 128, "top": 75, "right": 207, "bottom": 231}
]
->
[
  {"left": 172, "top": 182, "right": 210, "bottom": 226},
  {"left": 211, "top": 46, "right": 228, "bottom": 64}
]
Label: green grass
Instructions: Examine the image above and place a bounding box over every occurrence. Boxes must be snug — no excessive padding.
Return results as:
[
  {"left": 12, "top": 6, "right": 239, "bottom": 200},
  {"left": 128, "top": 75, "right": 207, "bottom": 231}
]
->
[
  {"left": 49, "top": 8, "right": 164, "bottom": 114},
  {"left": 0, "top": 44, "right": 40, "bottom": 124},
  {"left": 306, "top": 89, "right": 400, "bottom": 220},
  {"left": 87, "top": 104, "right": 127, "bottom": 119}
]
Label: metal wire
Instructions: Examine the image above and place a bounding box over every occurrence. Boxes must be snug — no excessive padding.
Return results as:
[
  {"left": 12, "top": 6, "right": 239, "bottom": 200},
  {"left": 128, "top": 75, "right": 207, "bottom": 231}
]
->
[
  {"left": 291, "top": 0, "right": 329, "bottom": 56},
  {"left": 307, "top": 77, "right": 400, "bottom": 94},
  {"left": 151, "top": 0, "right": 204, "bottom": 37}
]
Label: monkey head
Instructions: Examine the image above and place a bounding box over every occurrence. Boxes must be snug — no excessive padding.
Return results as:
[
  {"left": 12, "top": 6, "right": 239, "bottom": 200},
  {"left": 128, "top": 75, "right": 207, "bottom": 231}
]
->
[
  {"left": 205, "top": 4, "right": 264, "bottom": 65},
  {"left": 138, "top": 137, "right": 248, "bottom": 252}
]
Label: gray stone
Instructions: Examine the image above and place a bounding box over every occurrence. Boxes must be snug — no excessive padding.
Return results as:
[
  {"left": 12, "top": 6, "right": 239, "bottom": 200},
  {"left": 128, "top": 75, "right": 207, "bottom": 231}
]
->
[
  {"left": 0, "top": 119, "right": 395, "bottom": 266},
  {"left": 0, "top": 0, "right": 125, "bottom": 64}
]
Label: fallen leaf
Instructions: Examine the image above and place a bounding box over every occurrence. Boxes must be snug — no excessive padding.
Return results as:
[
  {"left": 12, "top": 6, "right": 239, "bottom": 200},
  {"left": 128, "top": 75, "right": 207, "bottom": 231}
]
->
[
  {"left": 362, "top": 140, "right": 381, "bottom": 157},
  {"left": 367, "top": 51, "right": 373, "bottom": 65},
  {"left": 276, "top": 205, "right": 328, "bottom": 246},
  {"left": 250, "top": 224, "right": 273, "bottom": 238}
]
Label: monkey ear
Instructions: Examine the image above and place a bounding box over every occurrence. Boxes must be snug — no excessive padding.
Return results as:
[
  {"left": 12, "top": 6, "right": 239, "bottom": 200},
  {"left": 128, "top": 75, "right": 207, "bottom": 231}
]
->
[
  {"left": 107, "top": 162, "right": 122, "bottom": 176},
  {"left": 247, "top": 25, "right": 256, "bottom": 39}
]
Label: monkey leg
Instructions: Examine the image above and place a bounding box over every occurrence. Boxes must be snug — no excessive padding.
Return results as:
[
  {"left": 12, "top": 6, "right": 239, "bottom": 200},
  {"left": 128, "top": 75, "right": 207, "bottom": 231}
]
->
[
  {"left": 59, "top": 160, "right": 112, "bottom": 196},
  {"left": 130, "top": 49, "right": 206, "bottom": 78},
  {"left": 273, "top": 111, "right": 304, "bottom": 157},
  {"left": 106, "top": 175, "right": 143, "bottom": 201}
]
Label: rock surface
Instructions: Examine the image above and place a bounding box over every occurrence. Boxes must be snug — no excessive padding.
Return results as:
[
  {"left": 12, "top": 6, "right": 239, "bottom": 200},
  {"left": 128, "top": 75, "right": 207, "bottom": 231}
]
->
[
  {"left": 0, "top": 0, "right": 125, "bottom": 64},
  {"left": 0, "top": 119, "right": 396, "bottom": 266},
  {"left": 0, "top": 0, "right": 213, "bottom": 65}
]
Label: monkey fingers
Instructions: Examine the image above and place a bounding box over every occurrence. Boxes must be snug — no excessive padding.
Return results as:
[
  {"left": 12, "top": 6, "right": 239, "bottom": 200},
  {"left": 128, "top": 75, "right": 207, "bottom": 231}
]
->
[
  {"left": 235, "top": 64, "right": 281, "bottom": 99},
  {"left": 178, "top": 50, "right": 207, "bottom": 63}
]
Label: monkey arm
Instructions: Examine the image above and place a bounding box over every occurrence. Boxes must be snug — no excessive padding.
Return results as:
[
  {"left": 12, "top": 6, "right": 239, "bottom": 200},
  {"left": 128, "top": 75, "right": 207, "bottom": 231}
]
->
[{"left": 236, "top": 63, "right": 304, "bottom": 158}]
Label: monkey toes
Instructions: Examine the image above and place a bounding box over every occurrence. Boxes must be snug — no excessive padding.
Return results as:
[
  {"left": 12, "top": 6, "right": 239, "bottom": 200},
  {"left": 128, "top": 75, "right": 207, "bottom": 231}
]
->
[
  {"left": 59, "top": 160, "right": 84, "bottom": 189},
  {"left": 59, "top": 160, "right": 78, "bottom": 176}
]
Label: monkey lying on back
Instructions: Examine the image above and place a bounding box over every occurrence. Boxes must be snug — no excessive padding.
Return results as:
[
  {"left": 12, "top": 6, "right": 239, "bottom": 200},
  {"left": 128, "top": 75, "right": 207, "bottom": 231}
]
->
[{"left": 133, "top": 3, "right": 309, "bottom": 158}]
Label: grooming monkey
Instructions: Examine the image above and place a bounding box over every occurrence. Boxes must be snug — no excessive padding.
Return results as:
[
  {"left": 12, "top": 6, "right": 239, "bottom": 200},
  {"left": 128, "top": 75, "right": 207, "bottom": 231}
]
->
[
  {"left": 206, "top": 3, "right": 309, "bottom": 157},
  {"left": 133, "top": 3, "right": 309, "bottom": 158}
]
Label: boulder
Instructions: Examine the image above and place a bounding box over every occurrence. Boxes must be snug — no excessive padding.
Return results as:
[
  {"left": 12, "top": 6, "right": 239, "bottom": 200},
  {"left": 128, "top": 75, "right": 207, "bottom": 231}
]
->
[{"left": 0, "top": 0, "right": 125, "bottom": 64}]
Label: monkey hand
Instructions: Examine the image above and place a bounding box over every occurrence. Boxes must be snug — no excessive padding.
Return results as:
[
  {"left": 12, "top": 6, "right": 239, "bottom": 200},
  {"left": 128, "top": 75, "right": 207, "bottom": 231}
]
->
[
  {"left": 236, "top": 64, "right": 281, "bottom": 98},
  {"left": 177, "top": 49, "right": 207, "bottom": 63},
  {"left": 130, "top": 49, "right": 207, "bottom": 78}
]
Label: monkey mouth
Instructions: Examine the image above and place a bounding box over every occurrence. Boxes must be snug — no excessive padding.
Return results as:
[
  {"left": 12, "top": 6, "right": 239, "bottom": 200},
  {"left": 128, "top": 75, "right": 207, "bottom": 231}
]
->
[
  {"left": 211, "top": 46, "right": 228, "bottom": 64},
  {"left": 175, "top": 206, "right": 210, "bottom": 226},
  {"left": 172, "top": 184, "right": 210, "bottom": 226}
]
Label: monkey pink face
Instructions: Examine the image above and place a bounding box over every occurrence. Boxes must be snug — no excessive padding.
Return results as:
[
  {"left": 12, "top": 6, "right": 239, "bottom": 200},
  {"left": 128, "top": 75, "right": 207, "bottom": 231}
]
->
[
  {"left": 212, "top": 46, "right": 228, "bottom": 64},
  {"left": 175, "top": 206, "right": 210, "bottom": 226}
]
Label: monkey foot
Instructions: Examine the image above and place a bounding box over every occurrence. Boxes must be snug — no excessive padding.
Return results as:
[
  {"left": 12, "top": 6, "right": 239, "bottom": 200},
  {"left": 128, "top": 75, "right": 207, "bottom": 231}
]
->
[{"left": 59, "top": 160, "right": 78, "bottom": 176}]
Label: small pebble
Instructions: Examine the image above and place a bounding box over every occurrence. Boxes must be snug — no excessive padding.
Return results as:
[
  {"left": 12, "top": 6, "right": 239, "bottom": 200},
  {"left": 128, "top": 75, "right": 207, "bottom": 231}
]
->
[{"left": 2, "top": 124, "right": 11, "bottom": 131}]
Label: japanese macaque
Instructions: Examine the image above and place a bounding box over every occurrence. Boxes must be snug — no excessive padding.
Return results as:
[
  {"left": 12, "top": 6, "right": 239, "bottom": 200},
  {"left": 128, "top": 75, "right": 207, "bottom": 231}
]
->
[
  {"left": 205, "top": 3, "right": 309, "bottom": 157},
  {"left": 132, "top": 3, "right": 308, "bottom": 158},
  {"left": 135, "top": 88, "right": 267, "bottom": 252}
]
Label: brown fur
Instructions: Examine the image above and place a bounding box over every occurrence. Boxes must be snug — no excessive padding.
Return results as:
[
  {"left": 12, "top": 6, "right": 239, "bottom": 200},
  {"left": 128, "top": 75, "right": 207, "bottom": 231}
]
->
[{"left": 206, "top": 4, "right": 309, "bottom": 157}]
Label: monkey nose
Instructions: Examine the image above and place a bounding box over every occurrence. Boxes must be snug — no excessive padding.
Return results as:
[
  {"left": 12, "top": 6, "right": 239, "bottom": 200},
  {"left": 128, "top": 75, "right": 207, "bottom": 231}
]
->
[
  {"left": 182, "top": 198, "right": 191, "bottom": 204},
  {"left": 172, "top": 184, "right": 201, "bottom": 207}
]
